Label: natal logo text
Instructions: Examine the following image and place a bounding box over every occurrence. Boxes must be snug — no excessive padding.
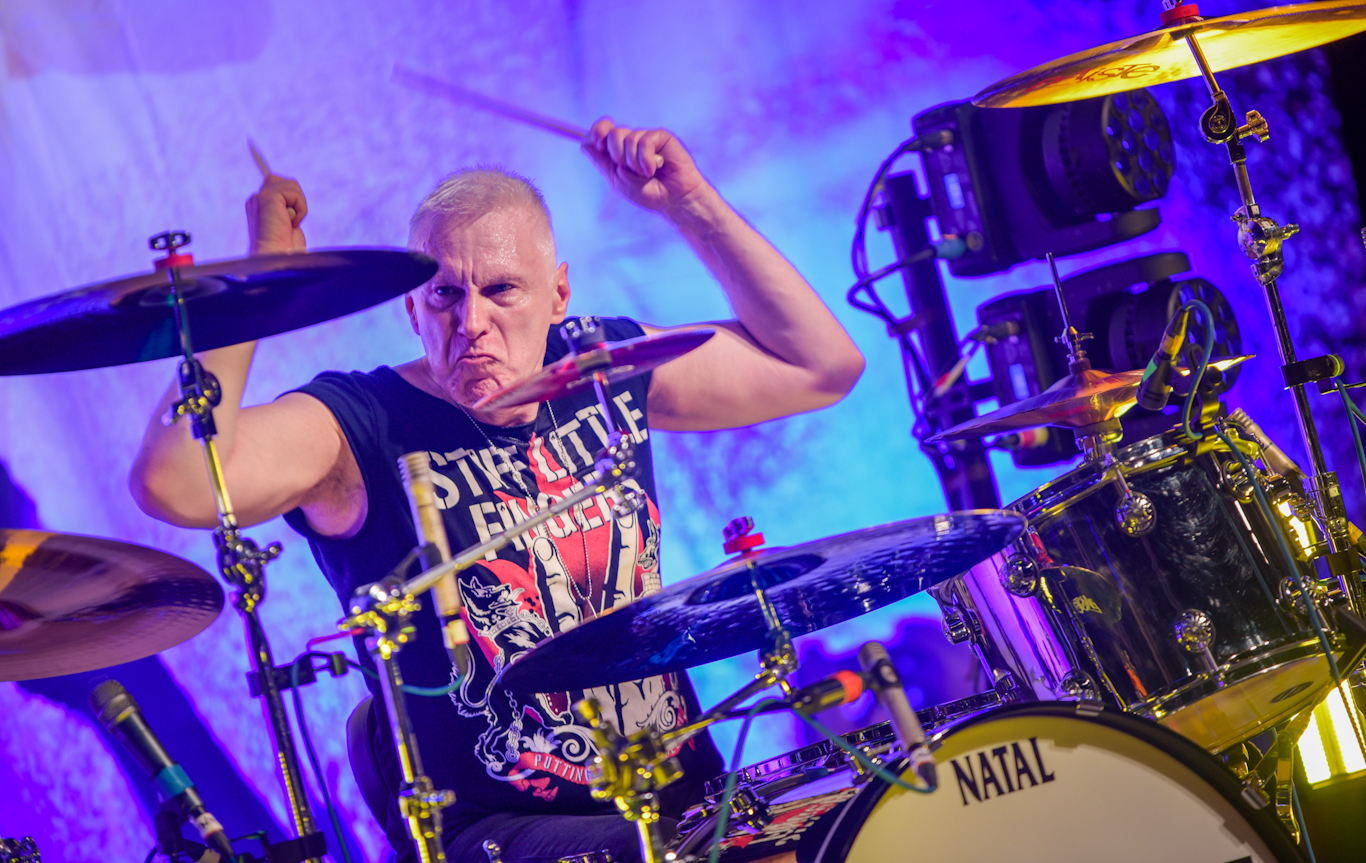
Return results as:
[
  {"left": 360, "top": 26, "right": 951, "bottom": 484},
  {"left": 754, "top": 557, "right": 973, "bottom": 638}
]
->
[{"left": 951, "top": 737, "right": 1056, "bottom": 806}]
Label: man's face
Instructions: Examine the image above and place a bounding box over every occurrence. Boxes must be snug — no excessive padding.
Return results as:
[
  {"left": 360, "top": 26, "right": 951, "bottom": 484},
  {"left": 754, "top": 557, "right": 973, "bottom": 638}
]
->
[{"left": 406, "top": 204, "right": 570, "bottom": 419}]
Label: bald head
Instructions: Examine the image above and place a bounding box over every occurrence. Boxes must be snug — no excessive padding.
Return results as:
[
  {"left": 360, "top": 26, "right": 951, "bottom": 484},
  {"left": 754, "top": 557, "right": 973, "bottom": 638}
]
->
[{"left": 409, "top": 166, "right": 555, "bottom": 260}]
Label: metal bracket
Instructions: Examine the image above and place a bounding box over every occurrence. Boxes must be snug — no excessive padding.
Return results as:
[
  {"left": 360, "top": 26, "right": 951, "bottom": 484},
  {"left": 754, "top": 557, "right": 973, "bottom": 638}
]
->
[{"left": 1282, "top": 354, "right": 1345, "bottom": 390}]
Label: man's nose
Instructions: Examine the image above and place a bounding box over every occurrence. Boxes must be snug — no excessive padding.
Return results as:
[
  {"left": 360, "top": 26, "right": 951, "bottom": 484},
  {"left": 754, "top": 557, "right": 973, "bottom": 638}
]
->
[{"left": 457, "top": 291, "right": 491, "bottom": 338}]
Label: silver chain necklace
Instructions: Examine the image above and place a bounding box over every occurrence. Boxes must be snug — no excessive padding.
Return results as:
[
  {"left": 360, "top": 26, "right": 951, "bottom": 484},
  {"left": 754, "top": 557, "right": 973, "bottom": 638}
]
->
[{"left": 454, "top": 399, "right": 599, "bottom": 619}]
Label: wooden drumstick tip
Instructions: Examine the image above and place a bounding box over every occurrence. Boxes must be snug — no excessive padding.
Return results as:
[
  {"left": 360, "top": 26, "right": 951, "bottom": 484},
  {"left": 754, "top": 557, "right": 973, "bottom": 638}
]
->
[{"left": 248, "top": 138, "right": 272, "bottom": 180}]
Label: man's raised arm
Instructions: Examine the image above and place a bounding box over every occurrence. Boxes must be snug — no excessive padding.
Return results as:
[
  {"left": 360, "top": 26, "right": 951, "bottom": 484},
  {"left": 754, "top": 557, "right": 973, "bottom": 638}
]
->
[
  {"left": 129, "top": 177, "right": 362, "bottom": 536},
  {"left": 582, "top": 119, "right": 865, "bottom": 432}
]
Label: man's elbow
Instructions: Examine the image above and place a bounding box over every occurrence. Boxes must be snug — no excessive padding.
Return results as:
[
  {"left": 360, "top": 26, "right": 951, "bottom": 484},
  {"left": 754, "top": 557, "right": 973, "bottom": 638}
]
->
[
  {"left": 128, "top": 459, "right": 217, "bottom": 529},
  {"left": 818, "top": 345, "right": 865, "bottom": 402}
]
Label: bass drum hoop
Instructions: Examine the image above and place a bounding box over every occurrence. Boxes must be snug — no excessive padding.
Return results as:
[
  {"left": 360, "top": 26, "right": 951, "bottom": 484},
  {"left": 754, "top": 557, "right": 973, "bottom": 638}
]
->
[{"left": 810, "top": 703, "right": 1305, "bottom": 863}]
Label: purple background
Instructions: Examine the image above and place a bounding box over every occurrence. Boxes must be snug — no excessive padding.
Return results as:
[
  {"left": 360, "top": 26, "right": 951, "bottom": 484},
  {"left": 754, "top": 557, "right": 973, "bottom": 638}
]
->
[{"left": 0, "top": 1, "right": 1362, "bottom": 860}]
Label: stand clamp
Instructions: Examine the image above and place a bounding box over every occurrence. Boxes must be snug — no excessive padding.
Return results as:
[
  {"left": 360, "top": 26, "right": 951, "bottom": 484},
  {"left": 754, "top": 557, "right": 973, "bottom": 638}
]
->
[{"left": 343, "top": 578, "right": 454, "bottom": 863}]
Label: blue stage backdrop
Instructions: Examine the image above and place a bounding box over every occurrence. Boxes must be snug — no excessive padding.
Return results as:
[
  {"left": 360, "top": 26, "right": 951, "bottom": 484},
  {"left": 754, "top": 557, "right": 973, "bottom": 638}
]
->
[{"left": 0, "top": 1, "right": 1362, "bottom": 860}]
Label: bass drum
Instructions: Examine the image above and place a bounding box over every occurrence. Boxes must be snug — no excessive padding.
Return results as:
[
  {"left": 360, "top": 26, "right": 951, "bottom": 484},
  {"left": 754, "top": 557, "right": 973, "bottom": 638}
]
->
[{"left": 809, "top": 704, "right": 1302, "bottom": 863}]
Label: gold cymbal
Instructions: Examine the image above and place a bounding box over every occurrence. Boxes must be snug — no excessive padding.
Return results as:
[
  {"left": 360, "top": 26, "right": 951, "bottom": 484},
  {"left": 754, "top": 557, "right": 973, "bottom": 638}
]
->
[
  {"left": 0, "top": 530, "right": 222, "bottom": 681},
  {"left": 973, "top": 0, "right": 1366, "bottom": 108},
  {"left": 928, "top": 356, "right": 1252, "bottom": 442}
]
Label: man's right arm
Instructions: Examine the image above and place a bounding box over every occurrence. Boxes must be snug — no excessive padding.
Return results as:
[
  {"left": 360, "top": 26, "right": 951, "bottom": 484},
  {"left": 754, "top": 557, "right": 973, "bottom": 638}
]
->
[{"left": 129, "top": 177, "right": 364, "bottom": 536}]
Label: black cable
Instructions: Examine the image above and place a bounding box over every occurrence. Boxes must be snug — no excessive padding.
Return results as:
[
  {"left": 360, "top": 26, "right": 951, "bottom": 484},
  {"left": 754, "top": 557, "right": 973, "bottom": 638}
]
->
[
  {"left": 143, "top": 844, "right": 157, "bottom": 863},
  {"left": 290, "top": 652, "right": 355, "bottom": 863}
]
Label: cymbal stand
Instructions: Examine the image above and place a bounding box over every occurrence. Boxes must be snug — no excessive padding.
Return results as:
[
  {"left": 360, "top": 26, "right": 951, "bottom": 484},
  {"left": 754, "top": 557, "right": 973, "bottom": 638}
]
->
[
  {"left": 1179, "top": 32, "right": 1366, "bottom": 614},
  {"left": 1044, "top": 253, "right": 1122, "bottom": 461},
  {"left": 152, "top": 231, "right": 324, "bottom": 863},
  {"left": 575, "top": 575, "right": 799, "bottom": 863},
  {"left": 346, "top": 327, "right": 645, "bottom": 863}
]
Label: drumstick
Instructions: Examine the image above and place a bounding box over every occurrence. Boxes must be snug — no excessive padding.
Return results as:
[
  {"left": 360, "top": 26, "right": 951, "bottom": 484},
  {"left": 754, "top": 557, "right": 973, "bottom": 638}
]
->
[
  {"left": 391, "top": 64, "right": 664, "bottom": 169},
  {"left": 247, "top": 139, "right": 297, "bottom": 221},
  {"left": 248, "top": 139, "right": 273, "bottom": 179}
]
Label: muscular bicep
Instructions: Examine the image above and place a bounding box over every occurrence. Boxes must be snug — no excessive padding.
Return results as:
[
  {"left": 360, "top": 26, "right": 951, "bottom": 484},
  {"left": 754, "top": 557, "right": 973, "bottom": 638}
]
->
[
  {"left": 222, "top": 392, "right": 356, "bottom": 526},
  {"left": 133, "top": 391, "right": 357, "bottom": 531},
  {"left": 643, "top": 322, "right": 855, "bottom": 431}
]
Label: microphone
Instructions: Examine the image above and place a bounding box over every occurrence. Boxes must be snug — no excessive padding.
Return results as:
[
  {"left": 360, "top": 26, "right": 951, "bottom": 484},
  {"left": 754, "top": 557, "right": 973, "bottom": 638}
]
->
[
  {"left": 399, "top": 451, "right": 473, "bottom": 678},
  {"left": 88, "top": 681, "right": 234, "bottom": 858},
  {"left": 859, "top": 642, "right": 937, "bottom": 790},
  {"left": 1134, "top": 307, "right": 1191, "bottom": 411},
  {"left": 789, "top": 669, "right": 865, "bottom": 716}
]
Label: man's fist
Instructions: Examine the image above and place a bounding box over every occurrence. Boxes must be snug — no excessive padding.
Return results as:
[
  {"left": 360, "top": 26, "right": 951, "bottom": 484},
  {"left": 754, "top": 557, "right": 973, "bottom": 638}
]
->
[
  {"left": 246, "top": 175, "right": 307, "bottom": 255},
  {"left": 582, "top": 118, "right": 711, "bottom": 216}
]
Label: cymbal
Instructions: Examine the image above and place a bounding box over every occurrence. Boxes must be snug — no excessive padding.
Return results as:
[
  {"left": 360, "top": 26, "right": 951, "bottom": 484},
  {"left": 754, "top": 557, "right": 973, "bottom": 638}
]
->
[
  {"left": 0, "top": 530, "right": 223, "bottom": 681},
  {"left": 496, "top": 510, "right": 1026, "bottom": 693},
  {"left": 973, "top": 0, "right": 1366, "bottom": 108},
  {"left": 0, "top": 249, "right": 438, "bottom": 375},
  {"left": 474, "top": 327, "right": 715, "bottom": 411},
  {"left": 929, "top": 356, "right": 1252, "bottom": 442}
]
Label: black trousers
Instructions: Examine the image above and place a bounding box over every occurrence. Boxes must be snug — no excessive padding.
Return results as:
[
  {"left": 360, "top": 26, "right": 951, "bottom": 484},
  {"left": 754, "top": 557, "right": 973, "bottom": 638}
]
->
[{"left": 437, "top": 812, "right": 680, "bottom": 863}]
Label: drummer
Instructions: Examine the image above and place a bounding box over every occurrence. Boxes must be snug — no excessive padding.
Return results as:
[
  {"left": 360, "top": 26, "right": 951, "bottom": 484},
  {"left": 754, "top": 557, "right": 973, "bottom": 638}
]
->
[{"left": 130, "top": 118, "right": 864, "bottom": 862}]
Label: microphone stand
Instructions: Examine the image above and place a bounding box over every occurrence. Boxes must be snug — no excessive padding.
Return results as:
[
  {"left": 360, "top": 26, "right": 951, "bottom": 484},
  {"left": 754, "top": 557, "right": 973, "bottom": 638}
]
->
[
  {"left": 153, "top": 231, "right": 325, "bottom": 863},
  {"left": 1179, "top": 29, "right": 1366, "bottom": 615}
]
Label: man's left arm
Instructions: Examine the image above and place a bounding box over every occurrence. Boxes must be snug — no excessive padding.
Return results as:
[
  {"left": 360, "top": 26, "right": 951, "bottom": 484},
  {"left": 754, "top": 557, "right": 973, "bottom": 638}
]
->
[{"left": 584, "top": 119, "right": 865, "bottom": 432}]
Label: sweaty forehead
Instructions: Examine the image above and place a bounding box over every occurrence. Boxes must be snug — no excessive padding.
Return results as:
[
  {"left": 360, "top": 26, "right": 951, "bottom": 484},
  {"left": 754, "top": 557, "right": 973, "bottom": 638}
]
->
[{"left": 425, "top": 205, "right": 554, "bottom": 285}]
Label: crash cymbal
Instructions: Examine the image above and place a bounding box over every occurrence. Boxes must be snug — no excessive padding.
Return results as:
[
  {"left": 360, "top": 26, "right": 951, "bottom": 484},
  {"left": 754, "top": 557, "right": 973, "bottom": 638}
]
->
[
  {"left": 496, "top": 510, "right": 1026, "bottom": 693},
  {"left": 0, "top": 530, "right": 223, "bottom": 680},
  {"left": 973, "top": 0, "right": 1366, "bottom": 108},
  {"left": 0, "top": 248, "right": 437, "bottom": 375},
  {"left": 929, "top": 356, "right": 1253, "bottom": 442},
  {"left": 474, "top": 327, "right": 715, "bottom": 411}
]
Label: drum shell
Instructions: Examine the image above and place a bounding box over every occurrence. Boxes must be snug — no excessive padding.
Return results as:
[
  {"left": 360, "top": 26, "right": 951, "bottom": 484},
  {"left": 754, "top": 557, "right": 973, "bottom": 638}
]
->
[{"left": 934, "top": 429, "right": 1335, "bottom": 750}]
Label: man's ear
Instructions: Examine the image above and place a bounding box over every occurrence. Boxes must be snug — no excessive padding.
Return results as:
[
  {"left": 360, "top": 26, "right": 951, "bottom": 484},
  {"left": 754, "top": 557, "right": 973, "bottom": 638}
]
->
[
  {"left": 405, "top": 291, "right": 421, "bottom": 335},
  {"left": 549, "top": 262, "right": 571, "bottom": 324}
]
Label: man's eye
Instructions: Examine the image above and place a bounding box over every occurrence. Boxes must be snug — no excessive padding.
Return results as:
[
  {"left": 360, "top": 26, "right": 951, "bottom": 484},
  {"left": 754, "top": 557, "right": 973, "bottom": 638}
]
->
[
  {"left": 487, "top": 283, "right": 515, "bottom": 295},
  {"left": 433, "top": 285, "right": 461, "bottom": 298}
]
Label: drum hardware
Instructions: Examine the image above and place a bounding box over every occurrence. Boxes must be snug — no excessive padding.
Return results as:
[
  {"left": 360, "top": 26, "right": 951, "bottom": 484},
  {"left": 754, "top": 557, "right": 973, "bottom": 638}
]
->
[
  {"left": 1174, "top": 609, "right": 1219, "bottom": 674},
  {"left": 482, "top": 841, "right": 614, "bottom": 863},
  {"left": 0, "top": 838, "right": 39, "bottom": 863},
  {"left": 570, "top": 562, "right": 808, "bottom": 863},
  {"left": 939, "top": 606, "right": 978, "bottom": 644},
  {"left": 141, "top": 230, "right": 331, "bottom": 863}
]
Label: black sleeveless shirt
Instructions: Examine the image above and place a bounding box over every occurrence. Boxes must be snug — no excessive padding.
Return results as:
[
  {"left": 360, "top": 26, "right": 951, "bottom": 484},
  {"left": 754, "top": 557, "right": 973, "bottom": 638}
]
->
[{"left": 283, "top": 317, "right": 722, "bottom": 850}]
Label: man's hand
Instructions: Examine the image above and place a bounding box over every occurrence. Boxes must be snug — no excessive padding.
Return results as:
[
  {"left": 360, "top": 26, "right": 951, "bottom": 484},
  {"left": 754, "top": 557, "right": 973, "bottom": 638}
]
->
[
  {"left": 246, "top": 175, "right": 308, "bottom": 255},
  {"left": 583, "top": 118, "right": 711, "bottom": 216}
]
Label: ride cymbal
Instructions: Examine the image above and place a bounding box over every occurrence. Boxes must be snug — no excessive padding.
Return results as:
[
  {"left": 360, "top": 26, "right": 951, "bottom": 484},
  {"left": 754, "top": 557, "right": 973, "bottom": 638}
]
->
[
  {"left": 0, "top": 248, "right": 437, "bottom": 375},
  {"left": 496, "top": 510, "right": 1026, "bottom": 693},
  {"left": 973, "top": 0, "right": 1366, "bottom": 108},
  {"left": 0, "top": 530, "right": 223, "bottom": 680}
]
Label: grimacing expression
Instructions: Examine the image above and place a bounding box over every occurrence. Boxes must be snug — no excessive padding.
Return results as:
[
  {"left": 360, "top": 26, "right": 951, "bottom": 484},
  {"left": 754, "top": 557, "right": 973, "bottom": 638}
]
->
[{"left": 406, "top": 204, "right": 570, "bottom": 414}]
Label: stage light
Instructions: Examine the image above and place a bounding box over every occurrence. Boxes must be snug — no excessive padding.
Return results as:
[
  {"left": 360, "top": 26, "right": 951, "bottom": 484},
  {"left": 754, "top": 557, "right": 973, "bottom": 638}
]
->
[{"left": 1298, "top": 682, "right": 1366, "bottom": 786}]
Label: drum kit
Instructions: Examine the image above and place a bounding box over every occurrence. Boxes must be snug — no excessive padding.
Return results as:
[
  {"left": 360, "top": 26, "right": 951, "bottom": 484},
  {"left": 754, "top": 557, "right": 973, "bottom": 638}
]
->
[{"left": 3, "top": 2, "right": 1366, "bottom": 862}]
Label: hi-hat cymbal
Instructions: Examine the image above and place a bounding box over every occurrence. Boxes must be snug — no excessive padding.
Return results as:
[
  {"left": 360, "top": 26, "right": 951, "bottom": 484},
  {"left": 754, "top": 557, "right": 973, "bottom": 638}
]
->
[
  {"left": 496, "top": 510, "right": 1026, "bottom": 693},
  {"left": 973, "top": 0, "right": 1366, "bottom": 109},
  {"left": 0, "top": 248, "right": 438, "bottom": 375},
  {"left": 929, "top": 356, "right": 1252, "bottom": 442},
  {"left": 0, "top": 530, "right": 223, "bottom": 681},
  {"left": 473, "top": 327, "right": 715, "bottom": 411}
]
